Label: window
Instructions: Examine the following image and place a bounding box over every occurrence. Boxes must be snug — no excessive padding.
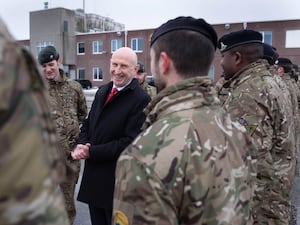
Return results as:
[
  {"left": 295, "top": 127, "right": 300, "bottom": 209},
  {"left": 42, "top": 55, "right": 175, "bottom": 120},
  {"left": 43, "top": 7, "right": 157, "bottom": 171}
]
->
[
  {"left": 77, "top": 68, "right": 85, "bottom": 79},
  {"left": 111, "top": 39, "right": 122, "bottom": 52},
  {"left": 63, "top": 20, "right": 68, "bottom": 32},
  {"left": 260, "top": 31, "right": 272, "bottom": 45},
  {"left": 93, "top": 67, "right": 103, "bottom": 80},
  {"left": 286, "top": 30, "right": 300, "bottom": 48},
  {"left": 131, "top": 38, "right": 143, "bottom": 52},
  {"left": 36, "top": 41, "right": 54, "bottom": 54},
  {"left": 77, "top": 42, "right": 85, "bottom": 55},
  {"left": 93, "top": 40, "right": 104, "bottom": 54}
]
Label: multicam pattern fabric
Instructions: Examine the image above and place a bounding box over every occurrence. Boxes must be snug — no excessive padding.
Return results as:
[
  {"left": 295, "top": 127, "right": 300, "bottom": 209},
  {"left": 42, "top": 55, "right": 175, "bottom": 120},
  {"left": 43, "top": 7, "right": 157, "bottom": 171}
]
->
[
  {"left": 46, "top": 69, "right": 87, "bottom": 224},
  {"left": 113, "top": 76, "right": 257, "bottom": 225},
  {"left": 263, "top": 61, "right": 297, "bottom": 151},
  {"left": 221, "top": 60, "right": 296, "bottom": 225},
  {"left": 280, "top": 72, "right": 300, "bottom": 225},
  {"left": 215, "top": 77, "right": 228, "bottom": 105},
  {"left": 141, "top": 81, "right": 157, "bottom": 99},
  {"left": 279, "top": 72, "right": 300, "bottom": 130},
  {"left": 47, "top": 70, "right": 87, "bottom": 153},
  {"left": 0, "top": 19, "right": 69, "bottom": 225}
]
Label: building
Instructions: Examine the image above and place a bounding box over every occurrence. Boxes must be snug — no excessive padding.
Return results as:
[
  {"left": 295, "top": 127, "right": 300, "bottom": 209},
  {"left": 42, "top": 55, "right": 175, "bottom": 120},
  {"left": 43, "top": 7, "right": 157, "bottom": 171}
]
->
[{"left": 17, "top": 7, "right": 300, "bottom": 87}]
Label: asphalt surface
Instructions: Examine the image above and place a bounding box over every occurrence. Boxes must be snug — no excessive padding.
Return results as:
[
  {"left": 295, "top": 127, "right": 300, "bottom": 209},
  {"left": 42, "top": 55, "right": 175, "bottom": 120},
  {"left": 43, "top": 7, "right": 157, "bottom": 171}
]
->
[{"left": 74, "top": 160, "right": 91, "bottom": 225}]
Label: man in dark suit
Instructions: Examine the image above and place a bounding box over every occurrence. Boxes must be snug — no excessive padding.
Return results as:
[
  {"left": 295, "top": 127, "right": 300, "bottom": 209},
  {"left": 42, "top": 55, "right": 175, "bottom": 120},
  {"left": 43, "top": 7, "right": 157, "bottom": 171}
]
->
[{"left": 71, "top": 47, "right": 151, "bottom": 225}]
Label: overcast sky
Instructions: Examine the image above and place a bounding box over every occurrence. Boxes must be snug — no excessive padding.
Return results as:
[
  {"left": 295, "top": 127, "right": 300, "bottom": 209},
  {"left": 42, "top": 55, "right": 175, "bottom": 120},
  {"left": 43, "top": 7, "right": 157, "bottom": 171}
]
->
[{"left": 1, "top": 0, "right": 300, "bottom": 40}]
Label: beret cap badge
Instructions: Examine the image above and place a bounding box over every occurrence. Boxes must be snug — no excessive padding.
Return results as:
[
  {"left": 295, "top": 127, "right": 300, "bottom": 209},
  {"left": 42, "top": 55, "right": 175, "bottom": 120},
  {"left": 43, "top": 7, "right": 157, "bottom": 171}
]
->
[{"left": 220, "top": 42, "right": 227, "bottom": 52}]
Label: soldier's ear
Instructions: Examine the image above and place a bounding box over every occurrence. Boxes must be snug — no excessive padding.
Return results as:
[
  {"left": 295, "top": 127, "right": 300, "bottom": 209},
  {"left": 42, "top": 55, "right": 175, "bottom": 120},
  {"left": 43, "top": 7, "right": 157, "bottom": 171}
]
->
[
  {"left": 234, "top": 51, "right": 243, "bottom": 65},
  {"left": 159, "top": 51, "right": 171, "bottom": 75},
  {"left": 57, "top": 56, "right": 62, "bottom": 65}
]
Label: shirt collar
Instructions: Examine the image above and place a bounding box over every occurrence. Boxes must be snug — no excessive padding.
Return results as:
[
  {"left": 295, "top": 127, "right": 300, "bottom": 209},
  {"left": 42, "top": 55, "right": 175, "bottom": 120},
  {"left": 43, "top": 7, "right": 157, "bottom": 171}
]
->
[{"left": 113, "top": 79, "right": 133, "bottom": 91}]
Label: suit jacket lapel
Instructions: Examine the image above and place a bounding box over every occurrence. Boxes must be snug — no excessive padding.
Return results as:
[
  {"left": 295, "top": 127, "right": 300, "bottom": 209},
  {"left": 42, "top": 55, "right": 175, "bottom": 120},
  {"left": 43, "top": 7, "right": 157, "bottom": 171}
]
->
[{"left": 93, "top": 83, "right": 112, "bottom": 129}]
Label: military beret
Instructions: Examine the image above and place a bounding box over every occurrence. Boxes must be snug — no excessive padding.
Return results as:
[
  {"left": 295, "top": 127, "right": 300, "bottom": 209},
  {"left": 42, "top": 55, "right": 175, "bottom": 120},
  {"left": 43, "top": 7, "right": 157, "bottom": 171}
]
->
[
  {"left": 263, "top": 43, "right": 275, "bottom": 58},
  {"left": 137, "top": 61, "right": 145, "bottom": 74},
  {"left": 275, "top": 57, "right": 292, "bottom": 66},
  {"left": 218, "top": 29, "right": 262, "bottom": 53},
  {"left": 38, "top": 45, "right": 59, "bottom": 65},
  {"left": 262, "top": 43, "right": 278, "bottom": 65},
  {"left": 150, "top": 16, "right": 218, "bottom": 49}
]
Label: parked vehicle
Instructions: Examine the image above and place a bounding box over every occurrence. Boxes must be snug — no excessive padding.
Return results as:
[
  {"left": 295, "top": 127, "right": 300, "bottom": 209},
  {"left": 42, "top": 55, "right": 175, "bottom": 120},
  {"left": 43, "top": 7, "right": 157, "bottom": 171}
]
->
[
  {"left": 75, "top": 79, "right": 92, "bottom": 89},
  {"left": 146, "top": 76, "right": 155, "bottom": 86}
]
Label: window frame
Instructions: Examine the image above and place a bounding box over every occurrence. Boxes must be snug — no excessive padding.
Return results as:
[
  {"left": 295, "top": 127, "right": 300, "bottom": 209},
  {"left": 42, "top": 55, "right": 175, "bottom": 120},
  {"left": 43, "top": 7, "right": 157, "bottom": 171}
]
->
[
  {"left": 92, "top": 40, "right": 104, "bottom": 54},
  {"left": 92, "top": 67, "right": 103, "bottom": 81},
  {"left": 77, "top": 42, "right": 85, "bottom": 55},
  {"left": 260, "top": 31, "right": 272, "bottom": 45},
  {"left": 36, "top": 41, "right": 54, "bottom": 54},
  {"left": 111, "top": 39, "right": 123, "bottom": 53},
  {"left": 286, "top": 30, "right": 300, "bottom": 48},
  {"left": 77, "top": 68, "right": 85, "bottom": 79},
  {"left": 131, "top": 37, "right": 143, "bottom": 52}
]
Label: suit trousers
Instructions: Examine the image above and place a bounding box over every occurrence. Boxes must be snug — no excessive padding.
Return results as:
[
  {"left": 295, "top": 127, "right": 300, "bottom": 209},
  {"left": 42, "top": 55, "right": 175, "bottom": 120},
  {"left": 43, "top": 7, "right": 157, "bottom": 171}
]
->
[{"left": 89, "top": 204, "right": 112, "bottom": 225}]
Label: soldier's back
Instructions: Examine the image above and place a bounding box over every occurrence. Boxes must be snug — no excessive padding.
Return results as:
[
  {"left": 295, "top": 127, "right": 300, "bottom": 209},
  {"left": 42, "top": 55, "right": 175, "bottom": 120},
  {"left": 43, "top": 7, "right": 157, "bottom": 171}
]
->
[
  {"left": 114, "top": 77, "right": 256, "bottom": 224},
  {"left": 0, "top": 19, "right": 69, "bottom": 225}
]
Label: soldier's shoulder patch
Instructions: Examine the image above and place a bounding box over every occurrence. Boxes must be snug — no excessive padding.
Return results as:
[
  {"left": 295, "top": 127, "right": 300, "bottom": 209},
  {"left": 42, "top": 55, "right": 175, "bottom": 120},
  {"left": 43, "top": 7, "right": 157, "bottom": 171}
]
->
[
  {"left": 114, "top": 210, "right": 129, "bottom": 225},
  {"left": 238, "top": 117, "right": 247, "bottom": 126},
  {"left": 244, "top": 124, "right": 258, "bottom": 136},
  {"left": 237, "top": 117, "right": 257, "bottom": 136}
]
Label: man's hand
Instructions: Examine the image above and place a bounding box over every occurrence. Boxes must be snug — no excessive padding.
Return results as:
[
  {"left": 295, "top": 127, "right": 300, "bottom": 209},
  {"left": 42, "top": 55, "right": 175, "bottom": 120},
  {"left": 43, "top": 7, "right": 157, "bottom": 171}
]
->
[{"left": 71, "top": 143, "right": 91, "bottom": 159}]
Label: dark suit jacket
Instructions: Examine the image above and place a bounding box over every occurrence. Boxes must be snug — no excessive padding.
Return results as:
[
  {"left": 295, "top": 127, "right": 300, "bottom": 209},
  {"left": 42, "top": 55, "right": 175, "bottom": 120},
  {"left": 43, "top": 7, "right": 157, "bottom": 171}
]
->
[{"left": 77, "top": 78, "right": 151, "bottom": 209}]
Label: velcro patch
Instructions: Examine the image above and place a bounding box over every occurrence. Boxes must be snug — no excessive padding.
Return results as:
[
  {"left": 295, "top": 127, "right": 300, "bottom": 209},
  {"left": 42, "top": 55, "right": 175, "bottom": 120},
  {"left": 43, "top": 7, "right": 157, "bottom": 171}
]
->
[
  {"left": 114, "top": 210, "right": 129, "bottom": 225},
  {"left": 244, "top": 124, "right": 258, "bottom": 136}
]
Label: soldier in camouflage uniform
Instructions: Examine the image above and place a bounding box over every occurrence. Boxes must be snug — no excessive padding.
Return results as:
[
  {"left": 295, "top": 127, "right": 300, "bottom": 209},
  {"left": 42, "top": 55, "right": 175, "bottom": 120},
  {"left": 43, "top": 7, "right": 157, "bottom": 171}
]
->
[
  {"left": 275, "top": 58, "right": 300, "bottom": 163},
  {"left": 0, "top": 18, "right": 69, "bottom": 225},
  {"left": 134, "top": 61, "right": 157, "bottom": 99},
  {"left": 38, "top": 46, "right": 88, "bottom": 224},
  {"left": 275, "top": 58, "right": 300, "bottom": 132},
  {"left": 215, "top": 73, "right": 229, "bottom": 104},
  {"left": 113, "top": 16, "right": 257, "bottom": 225},
  {"left": 218, "top": 30, "right": 296, "bottom": 225},
  {"left": 262, "top": 45, "right": 297, "bottom": 145},
  {"left": 275, "top": 58, "right": 300, "bottom": 225}
]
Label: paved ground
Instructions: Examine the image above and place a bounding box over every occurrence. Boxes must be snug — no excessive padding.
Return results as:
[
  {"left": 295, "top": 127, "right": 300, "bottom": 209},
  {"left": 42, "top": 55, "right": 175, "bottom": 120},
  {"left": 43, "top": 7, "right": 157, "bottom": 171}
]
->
[
  {"left": 73, "top": 160, "right": 91, "bottom": 225},
  {"left": 293, "top": 160, "right": 300, "bottom": 225}
]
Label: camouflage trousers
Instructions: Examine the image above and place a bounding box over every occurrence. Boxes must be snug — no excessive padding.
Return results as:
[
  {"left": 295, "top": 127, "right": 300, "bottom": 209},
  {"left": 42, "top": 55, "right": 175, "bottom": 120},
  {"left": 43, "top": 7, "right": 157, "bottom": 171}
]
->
[
  {"left": 60, "top": 160, "right": 80, "bottom": 225},
  {"left": 253, "top": 180, "right": 293, "bottom": 224},
  {"left": 289, "top": 153, "right": 299, "bottom": 225}
]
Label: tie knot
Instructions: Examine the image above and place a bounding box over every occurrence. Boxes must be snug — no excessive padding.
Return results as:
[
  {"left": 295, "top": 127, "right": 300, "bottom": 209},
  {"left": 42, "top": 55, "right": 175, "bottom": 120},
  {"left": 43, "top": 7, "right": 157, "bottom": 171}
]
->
[
  {"left": 105, "top": 87, "right": 118, "bottom": 104},
  {"left": 111, "top": 87, "right": 118, "bottom": 94}
]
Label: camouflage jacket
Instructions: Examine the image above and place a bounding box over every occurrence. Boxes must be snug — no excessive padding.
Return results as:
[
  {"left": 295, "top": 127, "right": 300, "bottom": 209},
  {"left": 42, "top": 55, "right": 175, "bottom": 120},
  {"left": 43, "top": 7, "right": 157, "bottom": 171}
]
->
[
  {"left": 0, "top": 19, "right": 69, "bottom": 225},
  {"left": 141, "top": 81, "right": 157, "bottom": 99},
  {"left": 113, "top": 77, "right": 256, "bottom": 225},
  {"left": 221, "top": 60, "right": 296, "bottom": 224},
  {"left": 263, "top": 61, "right": 298, "bottom": 150},
  {"left": 215, "top": 77, "right": 228, "bottom": 105},
  {"left": 46, "top": 70, "right": 87, "bottom": 154},
  {"left": 279, "top": 72, "right": 300, "bottom": 133}
]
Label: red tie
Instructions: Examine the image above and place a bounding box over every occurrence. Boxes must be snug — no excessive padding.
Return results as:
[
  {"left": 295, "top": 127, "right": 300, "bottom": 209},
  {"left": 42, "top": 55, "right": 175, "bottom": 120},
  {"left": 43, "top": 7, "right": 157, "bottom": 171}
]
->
[{"left": 105, "top": 87, "right": 118, "bottom": 104}]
